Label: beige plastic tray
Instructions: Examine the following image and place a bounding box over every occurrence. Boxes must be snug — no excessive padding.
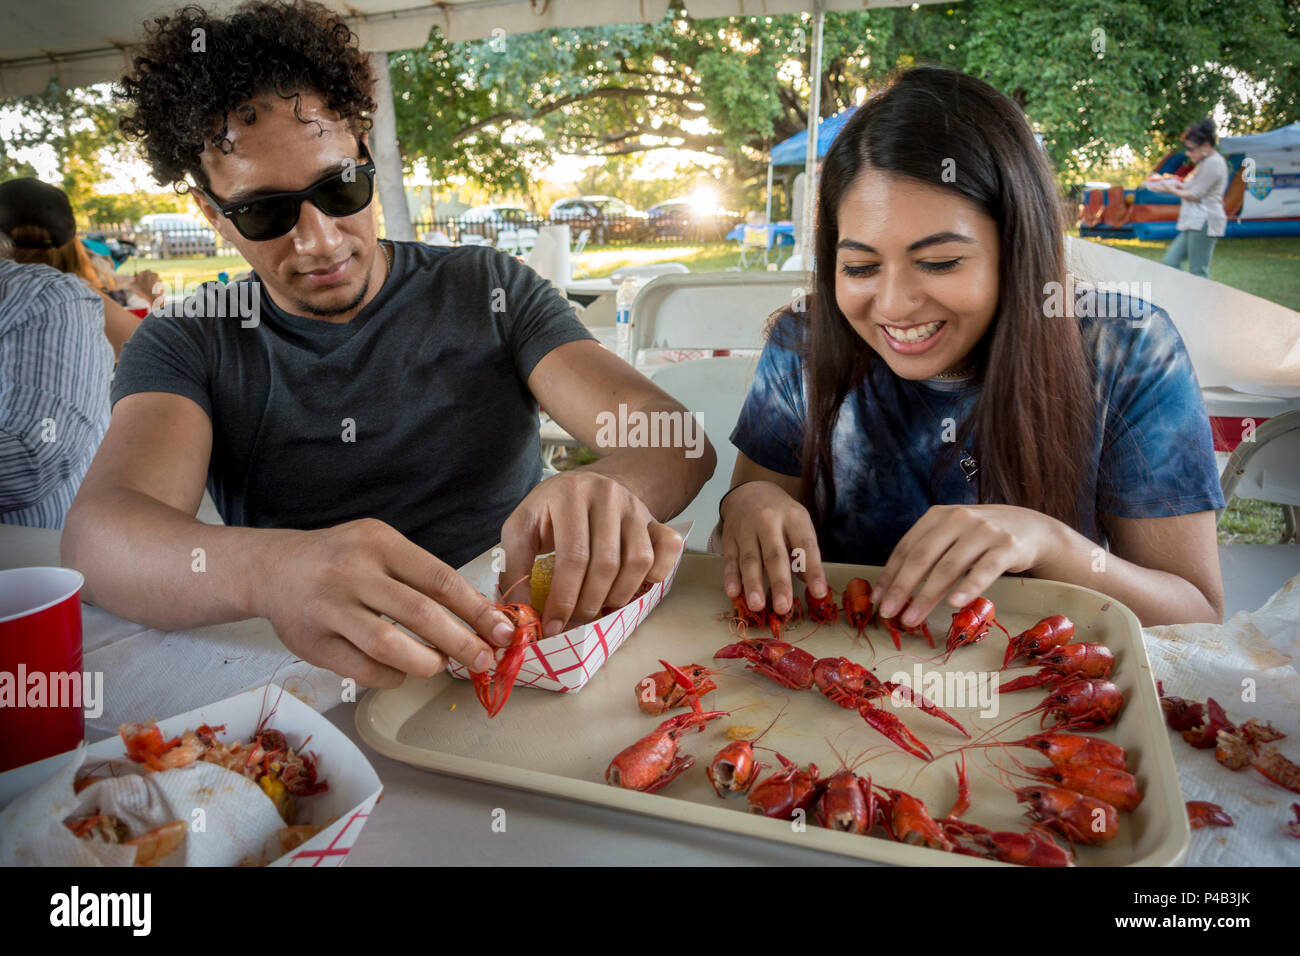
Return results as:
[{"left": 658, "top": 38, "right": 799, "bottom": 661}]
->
[{"left": 357, "top": 555, "right": 1189, "bottom": 866}]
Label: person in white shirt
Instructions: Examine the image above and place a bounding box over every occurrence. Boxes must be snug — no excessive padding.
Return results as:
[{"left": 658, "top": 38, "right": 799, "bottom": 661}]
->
[{"left": 1151, "top": 119, "right": 1228, "bottom": 279}]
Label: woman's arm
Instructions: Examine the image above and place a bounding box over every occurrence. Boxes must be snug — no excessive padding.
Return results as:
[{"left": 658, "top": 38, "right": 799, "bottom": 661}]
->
[
  {"left": 1035, "top": 510, "right": 1223, "bottom": 625},
  {"left": 96, "top": 290, "right": 143, "bottom": 361}
]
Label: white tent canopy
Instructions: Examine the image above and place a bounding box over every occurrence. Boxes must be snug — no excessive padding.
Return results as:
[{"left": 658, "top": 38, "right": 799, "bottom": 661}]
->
[{"left": 1, "top": 0, "right": 949, "bottom": 238}]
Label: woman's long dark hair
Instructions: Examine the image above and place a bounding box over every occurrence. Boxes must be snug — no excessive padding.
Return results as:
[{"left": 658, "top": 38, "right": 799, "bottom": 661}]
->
[{"left": 802, "top": 66, "right": 1094, "bottom": 536}]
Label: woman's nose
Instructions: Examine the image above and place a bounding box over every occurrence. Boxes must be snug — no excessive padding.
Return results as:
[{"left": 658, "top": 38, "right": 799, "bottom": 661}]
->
[{"left": 873, "top": 264, "right": 922, "bottom": 322}]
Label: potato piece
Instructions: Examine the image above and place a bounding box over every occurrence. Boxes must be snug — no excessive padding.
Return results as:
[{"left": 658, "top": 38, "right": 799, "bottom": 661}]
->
[{"left": 530, "top": 554, "right": 555, "bottom": 614}]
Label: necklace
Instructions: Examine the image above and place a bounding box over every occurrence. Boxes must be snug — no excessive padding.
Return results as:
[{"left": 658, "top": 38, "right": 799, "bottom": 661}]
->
[
  {"left": 931, "top": 362, "right": 976, "bottom": 381},
  {"left": 910, "top": 378, "right": 980, "bottom": 482}
]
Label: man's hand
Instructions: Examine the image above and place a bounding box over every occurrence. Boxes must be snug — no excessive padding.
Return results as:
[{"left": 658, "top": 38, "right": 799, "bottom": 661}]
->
[
  {"left": 499, "top": 471, "right": 683, "bottom": 637},
  {"left": 255, "top": 518, "right": 518, "bottom": 688}
]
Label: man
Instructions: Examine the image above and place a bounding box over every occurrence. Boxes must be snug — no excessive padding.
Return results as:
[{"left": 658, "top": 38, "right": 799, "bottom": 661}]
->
[
  {"left": 0, "top": 203, "right": 113, "bottom": 530},
  {"left": 62, "top": 0, "right": 713, "bottom": 689}
]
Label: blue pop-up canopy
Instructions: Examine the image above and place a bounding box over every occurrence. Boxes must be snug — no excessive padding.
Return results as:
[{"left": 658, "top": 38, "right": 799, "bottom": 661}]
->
[{"left": 769, "top": 106, "right": 858, "bottom": 166}]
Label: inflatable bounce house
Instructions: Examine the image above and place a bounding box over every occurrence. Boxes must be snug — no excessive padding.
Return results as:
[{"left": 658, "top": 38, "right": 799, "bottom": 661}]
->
[{"left": 1079, "top": 121, "right": 1300, "bottom": 240}]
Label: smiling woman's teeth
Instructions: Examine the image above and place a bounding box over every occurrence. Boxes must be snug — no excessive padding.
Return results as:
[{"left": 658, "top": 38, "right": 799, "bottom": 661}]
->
[{"left": 884, "top": 320, "right": 944, "bottom": 343}]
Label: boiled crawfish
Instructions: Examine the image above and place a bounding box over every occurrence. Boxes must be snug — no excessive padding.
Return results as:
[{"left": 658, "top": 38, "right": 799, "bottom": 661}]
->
[
  {"left": 472, "top": 602, "right": 542, "bottom": 717},
  {"left": 942, "top": 597, "right": 1009, "bottom": 662},
  {"left": 1002, "top": 615, "right": 1074, "bottom": 669}
]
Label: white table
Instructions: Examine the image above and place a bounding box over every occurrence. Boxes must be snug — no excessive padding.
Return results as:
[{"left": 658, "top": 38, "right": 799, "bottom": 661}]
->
[{"left": 4, "top": 523, "right": 1293, "bottom": 866}]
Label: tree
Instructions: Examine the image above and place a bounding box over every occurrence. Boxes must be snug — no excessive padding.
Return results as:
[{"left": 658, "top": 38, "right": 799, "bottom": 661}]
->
[
  {"left": 1, "top": 83, "right": 135, "bottom": 207},
  {"left": 387, "top": 0, "right": 1298, "bottom": 203}
]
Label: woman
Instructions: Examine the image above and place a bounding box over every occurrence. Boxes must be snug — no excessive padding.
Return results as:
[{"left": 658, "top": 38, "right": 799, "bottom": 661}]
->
[
  {"left": 1154, "top": 120, "right": 1228, "bottom": 278},
  {"left": 0, "top": 178, "right": 148, "bottom": 360},
  {"left": 719, "top": 67, "right": 1224, "bottom": 629}
]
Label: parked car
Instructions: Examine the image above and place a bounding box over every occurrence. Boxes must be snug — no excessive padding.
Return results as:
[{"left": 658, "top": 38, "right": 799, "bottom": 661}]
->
[
  {"left": 136, "top": 213, "right": 219, "bottom": 258},
  {"left": 547, "top": 196, "right": 649, "bottom": 244},
  {"left": 646, "top": 198, "right": 743, "bottom": 240},
  {"left": 454, "top": 204, "right": 538, "bottom": 244}
]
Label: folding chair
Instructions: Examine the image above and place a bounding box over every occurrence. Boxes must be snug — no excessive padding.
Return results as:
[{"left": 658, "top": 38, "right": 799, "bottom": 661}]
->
[
  {"left": 644, "top": 356, "right": 760, "bottom": 551},
  {"left": 1219, "top": 410, "right": 1300, "bottom": 543},
  {"left": 735, "top": 225, "right": 772, "bottom": 270},
  {"left": 630, "top": 272, "right": 803, "bottom": 356},
  {"left": 572, "top": 229, "right": 591, "bottom": 256}
]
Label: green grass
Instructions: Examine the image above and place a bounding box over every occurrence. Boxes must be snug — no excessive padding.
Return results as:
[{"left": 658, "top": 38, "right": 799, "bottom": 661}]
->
[
  {"left": 127, "top": 254, "right": 251, "bottom": 289},
  {"left": 1217, "top": 499, "right": 1289, "bottom": 544},
  {"left": 573, "top": 240, "right": 774, "bottom": 277},
  {"left": 1076, "top": 231, "right": 1300, "bottom": 312}
]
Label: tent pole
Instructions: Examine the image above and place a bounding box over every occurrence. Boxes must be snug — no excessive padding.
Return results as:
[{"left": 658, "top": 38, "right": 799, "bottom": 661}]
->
[
  {"left": 800, "top": 1, "right": 824, "bottom": 257},
  {"left": 368, "top": 50, "right": 415, "bottom": 241},
  {"left": 765, "top": 160, "right": 774, "bottom": 225}
]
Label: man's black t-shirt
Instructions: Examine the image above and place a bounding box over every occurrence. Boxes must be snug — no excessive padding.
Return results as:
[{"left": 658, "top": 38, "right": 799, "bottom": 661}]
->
[{"left": 111, "top": 241, "right": 594, "bottom": 567}]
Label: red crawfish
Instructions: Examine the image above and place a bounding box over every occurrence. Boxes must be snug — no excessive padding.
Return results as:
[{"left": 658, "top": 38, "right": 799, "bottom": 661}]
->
[
  {"left": 815, "top": 743, "right": 880, "bottom": 834},
  {"left": 942, "top": 597, "right": 1010, "bottom": 662},
  {"left": 1015, "top": 763, "right": 1143, "bottom": 812},
  {"left": 635, "top": 662, "right": 719, "bottom": 715},
  {"left": 714, "top": 637, "right": 816, "bottom": 690},
  {"left": 605, "top": 709, "right": 728, "bottom": 792},
  {"left": 878, "top": 602, "right": 934, "bottom": 651},
  {"left": 812, "top": 655, "right": 969, "bottom": 738},
  {"left": 958, "top": 731, "right": 1130, "bottom": 772},
  {"left": 706, "top": 708, "right": 783, "bottom": 799},
  {"left": 1179, "top": 697, "right": 1234, "bottom": 748},
  {"left": 1187, "top": 801, "right": 1233, "bottom": 830},
  {"left": 764, "top": 592, "right": 802, "bottom": 640},
  {"left": 842, "top": 578, "right": 873, "bottom": 636},
  {"left": 943, "top": 820, "right": 1072, "bottom": 867},
  {"left": 804, "top": 583, "right": 840, "bottom": 625},
  {"left": 1254, "top": 748, "right": 1300, "bottom": 794},
  {"left": 999, "top": 643, "right": 1116, "bottom": 692},
  {"left": 1002, "top": 615, "right": 1074, "bottom": 669},
  {"left": 808, "top": 656, "right": 937, "bottom": 760},
  {"left": 728, "top": 593, "right": 765, "bottom": 632},
  {"left": 874, "top": 785, "right": 953, "bottom": 852},
  {"left": 471, "top": 602, "right": 542, "bottom": 717},
  {"left": 1018, "top": 785, "right": 1119, "bottom": 845},
  {"left": 747, "top": 753, "right": 824, "bottom": 820},
  {"left": 1024, "top": 678, "right": 1125, "bottom": 732}
]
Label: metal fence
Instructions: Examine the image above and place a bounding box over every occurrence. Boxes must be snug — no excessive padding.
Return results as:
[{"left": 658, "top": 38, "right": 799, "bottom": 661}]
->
[{"left": 80, "top": 211, "right": 747, "bottom": 259}]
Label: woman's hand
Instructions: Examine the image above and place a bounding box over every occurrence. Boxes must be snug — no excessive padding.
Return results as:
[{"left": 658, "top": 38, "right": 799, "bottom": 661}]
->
[
  {"left": 875, "top": 504, "right": 1067, "bottom": 626},
  {"left": 719, "top": 481, "right": 828, "bottom": 616}
]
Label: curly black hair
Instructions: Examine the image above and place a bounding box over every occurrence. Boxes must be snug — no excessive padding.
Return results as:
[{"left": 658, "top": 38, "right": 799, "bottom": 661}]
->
[{"left": 117, "top": 0, "right": 376, "bottom": 192}]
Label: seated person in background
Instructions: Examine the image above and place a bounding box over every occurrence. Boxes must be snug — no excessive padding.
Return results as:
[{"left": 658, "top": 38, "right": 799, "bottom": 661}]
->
[
  {"left": 63, "top": 0, "right": 714, "bottom": 690},
  {"left": 0, "top": 231, "right": 114, "bottom": 529},
  {"left": 0, "top": 178, "right": 144, "bottom": 360},
  {"left": 719, "top": 67, "right": 1223, "bottom": 629}
]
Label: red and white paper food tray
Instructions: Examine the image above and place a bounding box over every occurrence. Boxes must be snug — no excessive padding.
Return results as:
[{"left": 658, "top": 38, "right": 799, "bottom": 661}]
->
[
  {"left": 0, "top": 685, "right": 382, "bottom": 867},
  {"left": 445, "top": 521, "right": 692, "bottom": 694}
]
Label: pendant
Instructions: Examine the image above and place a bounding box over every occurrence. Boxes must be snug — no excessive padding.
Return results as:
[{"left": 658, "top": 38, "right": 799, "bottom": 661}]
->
[{"left": 959, "top": 455, "right": 979, "bottom": 482}]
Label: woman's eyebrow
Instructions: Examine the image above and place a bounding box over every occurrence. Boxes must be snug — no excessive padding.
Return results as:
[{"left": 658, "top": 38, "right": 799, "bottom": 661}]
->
[{"left": 837, "top": 232, "right": 978, "bottom": 254}]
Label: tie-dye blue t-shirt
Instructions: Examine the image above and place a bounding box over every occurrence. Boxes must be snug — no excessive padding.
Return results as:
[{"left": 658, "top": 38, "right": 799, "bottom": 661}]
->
[{"left": 730, "top": 292, "right": 1224, "bottom": 565}]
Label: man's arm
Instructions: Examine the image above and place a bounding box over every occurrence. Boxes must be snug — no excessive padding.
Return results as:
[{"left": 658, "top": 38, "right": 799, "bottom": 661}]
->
[
  {"left": 497, "top": 340, "right": 715, "bottom": 633},
  {"left": 62, "top": 392, "right": 511, "bottom": 687},
  {"left": 531, "top": 340, "right": 715, "bottom": 520}
]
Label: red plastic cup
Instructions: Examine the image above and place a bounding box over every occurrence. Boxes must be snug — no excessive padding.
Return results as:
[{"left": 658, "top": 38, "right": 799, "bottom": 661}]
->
[
  {"left": 128, "top": 307, "right": 149, "bottom": 318},
  {"left": 0, "top": 568, "right": 86, "bottom": 772}
]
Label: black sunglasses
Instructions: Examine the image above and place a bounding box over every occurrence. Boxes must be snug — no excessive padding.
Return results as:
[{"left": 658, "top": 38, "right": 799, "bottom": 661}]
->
[{"left": 203, "top": 154, "right": 377, "bottom": 242}]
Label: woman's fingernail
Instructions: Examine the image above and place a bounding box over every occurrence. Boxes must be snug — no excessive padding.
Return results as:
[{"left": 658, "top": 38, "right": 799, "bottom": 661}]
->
[
  {"left": 544, "top": 619, "right": 564, "bottom": 638},
  {"left": 902, "top": 611, "right": 919, "bottom": 628},
  {"left": 473, "top": 650, "right": 493, "bottom": 672},
  {"left": 951, "top": 592, "right": 969, "bottom": 606},
  {"left": 491, "top": 621, "right": 515, "bottom": 646},
  {"left": 812, "top": 579, "right": 827, "bottom": 599},
  {"left": 879, "top": 598, "right": 897, "bottom": 619},
  {"left": 749, "top": 591, "right": 763, "bottom": 609}
]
